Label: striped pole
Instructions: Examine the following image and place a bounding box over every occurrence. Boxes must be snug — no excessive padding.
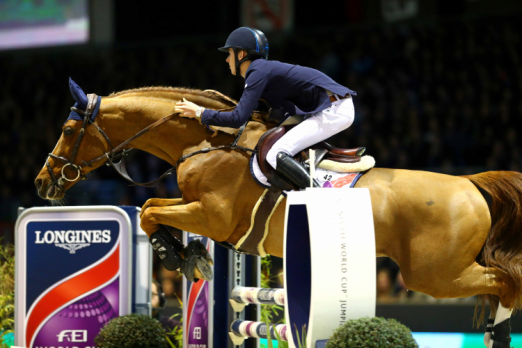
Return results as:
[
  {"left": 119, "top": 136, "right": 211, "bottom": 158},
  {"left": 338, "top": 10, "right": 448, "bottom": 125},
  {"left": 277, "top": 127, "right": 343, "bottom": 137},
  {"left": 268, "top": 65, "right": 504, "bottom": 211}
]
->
[
  {"left": 229, "top": 320, "right": 288, "bottom": 346},
  {"left": 231, "top": 286, "right": 285, "bottom": 306},
  {"left": 229, "top": 286, "right": 285, "bottom": 313}
]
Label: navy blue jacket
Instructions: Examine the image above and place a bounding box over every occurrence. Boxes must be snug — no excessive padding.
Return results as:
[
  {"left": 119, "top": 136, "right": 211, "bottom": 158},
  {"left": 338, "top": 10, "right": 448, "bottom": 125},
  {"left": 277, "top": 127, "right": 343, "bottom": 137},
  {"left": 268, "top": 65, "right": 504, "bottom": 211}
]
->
[{"left": 201, "top": 59, "right": 356, "bottom": 128}]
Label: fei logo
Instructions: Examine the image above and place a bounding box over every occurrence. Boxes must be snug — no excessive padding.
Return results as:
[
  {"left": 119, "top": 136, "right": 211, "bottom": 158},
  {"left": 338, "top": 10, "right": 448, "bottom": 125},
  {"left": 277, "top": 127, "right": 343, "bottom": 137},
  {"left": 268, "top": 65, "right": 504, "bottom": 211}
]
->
[
  {"left": 193, "top": 327, "right": 201, "bottom": 339},
  {"left": 35, "top": 230, "right": 111, "bottom": 254},
  {"left": 57, "top": 330, "right": 87, "bottom": 342}
]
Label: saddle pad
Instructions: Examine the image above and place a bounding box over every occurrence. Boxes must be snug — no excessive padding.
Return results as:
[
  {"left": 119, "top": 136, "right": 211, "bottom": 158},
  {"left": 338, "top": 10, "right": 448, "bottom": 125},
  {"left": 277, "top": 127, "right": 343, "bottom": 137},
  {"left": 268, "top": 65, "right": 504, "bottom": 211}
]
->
[{"left": 250, "top": 154, "right": 363, "bottom": 191}]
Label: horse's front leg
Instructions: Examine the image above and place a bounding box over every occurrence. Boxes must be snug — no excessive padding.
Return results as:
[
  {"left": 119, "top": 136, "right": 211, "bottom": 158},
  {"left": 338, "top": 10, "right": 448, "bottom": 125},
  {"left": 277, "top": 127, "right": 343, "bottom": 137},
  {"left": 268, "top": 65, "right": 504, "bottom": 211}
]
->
[
  {"left": 140, "top": 198, "right": 183, "bottom": 219},
  {"left": 140, "top": 200, "right": 208, "bottom": 236},
  {"left": 141, "top": 201, "right": 215, "bottom": 282}
]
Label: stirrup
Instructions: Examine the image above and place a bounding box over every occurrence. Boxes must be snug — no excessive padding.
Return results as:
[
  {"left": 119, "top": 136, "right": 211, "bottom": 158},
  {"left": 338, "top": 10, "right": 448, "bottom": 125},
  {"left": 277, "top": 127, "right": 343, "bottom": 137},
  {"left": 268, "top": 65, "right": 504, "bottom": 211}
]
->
[
  {"left": 276, "top": 152, "right": 320, "bottom": 189},
  {"left": 150, "top": 225, "right": 184, "bottom": 271}
]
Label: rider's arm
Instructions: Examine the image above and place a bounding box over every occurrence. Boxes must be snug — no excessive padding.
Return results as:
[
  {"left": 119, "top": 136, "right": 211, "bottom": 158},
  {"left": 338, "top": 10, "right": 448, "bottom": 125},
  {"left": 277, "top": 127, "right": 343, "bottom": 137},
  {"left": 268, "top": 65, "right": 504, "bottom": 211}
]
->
[{"left": 201, "top": 69, "right": 268, "bottom": 128}]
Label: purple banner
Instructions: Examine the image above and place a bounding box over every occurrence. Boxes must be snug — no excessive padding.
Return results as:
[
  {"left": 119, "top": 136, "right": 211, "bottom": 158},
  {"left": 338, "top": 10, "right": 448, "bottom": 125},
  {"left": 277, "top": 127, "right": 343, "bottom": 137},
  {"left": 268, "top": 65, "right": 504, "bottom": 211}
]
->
[{"left": 33, "top": 278, "right": 119, "bottom": 347}]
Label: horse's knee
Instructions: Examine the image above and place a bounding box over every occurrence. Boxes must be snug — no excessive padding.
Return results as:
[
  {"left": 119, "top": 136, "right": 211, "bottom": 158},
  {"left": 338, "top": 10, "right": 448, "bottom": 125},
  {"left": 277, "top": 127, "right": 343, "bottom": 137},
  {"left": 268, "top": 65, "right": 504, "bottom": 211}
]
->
[
  {"left": 141, "top": 198, "right": 158, "bottom": 212},
  {"left": 140, "top": 208, "right": 158, "bottom": 236},
  {"left": 141, "top": 207, "right": 153, "bottom": 221}
]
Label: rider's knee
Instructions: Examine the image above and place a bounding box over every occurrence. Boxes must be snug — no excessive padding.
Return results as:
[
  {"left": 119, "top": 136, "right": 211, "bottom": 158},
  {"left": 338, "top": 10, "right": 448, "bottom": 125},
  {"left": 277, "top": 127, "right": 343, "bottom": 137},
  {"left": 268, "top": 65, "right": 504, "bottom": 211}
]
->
[{"left": 327, "top": 111, "right": 354, "bottom": 133}]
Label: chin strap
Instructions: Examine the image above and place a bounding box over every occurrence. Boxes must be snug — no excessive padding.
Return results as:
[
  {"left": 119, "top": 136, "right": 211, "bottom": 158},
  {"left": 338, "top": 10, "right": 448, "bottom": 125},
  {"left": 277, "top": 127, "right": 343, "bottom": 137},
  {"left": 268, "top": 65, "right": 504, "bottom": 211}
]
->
[{"left": 233, "top": 48, "right": 258, "bottom": 76}]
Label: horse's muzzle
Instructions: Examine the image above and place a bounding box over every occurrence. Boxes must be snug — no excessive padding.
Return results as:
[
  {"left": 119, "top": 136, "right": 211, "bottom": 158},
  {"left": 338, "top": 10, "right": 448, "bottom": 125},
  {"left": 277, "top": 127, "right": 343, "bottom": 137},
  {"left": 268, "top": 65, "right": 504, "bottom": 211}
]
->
[{"left": 35, "top": 177, "right": 65, "bottom": 200}]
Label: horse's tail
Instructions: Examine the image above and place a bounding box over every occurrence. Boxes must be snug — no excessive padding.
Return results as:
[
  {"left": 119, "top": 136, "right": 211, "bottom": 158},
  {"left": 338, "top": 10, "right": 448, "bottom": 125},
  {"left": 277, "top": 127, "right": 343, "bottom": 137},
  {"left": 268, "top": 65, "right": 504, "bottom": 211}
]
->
[{"left": 463, "top": 171, "right": 522, "bottom": 323}]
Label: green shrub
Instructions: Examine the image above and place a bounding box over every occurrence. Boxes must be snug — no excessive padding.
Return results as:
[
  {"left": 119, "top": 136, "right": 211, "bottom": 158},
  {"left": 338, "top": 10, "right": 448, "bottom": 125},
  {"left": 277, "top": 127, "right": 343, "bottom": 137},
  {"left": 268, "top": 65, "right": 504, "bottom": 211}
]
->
[
  {"left": 326, "top": 317, "right": 418, "bottom": 348},
  {"left": 0, "top": 240, "right": 15, "bottom": 348},
  {"left": 95, "top": 314, "right": 168, "bottom": 348}
]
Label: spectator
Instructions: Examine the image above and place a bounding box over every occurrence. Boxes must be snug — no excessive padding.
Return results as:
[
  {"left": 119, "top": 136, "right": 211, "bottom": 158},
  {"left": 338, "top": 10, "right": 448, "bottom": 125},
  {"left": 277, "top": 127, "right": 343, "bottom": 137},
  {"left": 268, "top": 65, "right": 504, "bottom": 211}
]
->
[{"left": 151, "top": 279, "right": 181, "bottom": 332}]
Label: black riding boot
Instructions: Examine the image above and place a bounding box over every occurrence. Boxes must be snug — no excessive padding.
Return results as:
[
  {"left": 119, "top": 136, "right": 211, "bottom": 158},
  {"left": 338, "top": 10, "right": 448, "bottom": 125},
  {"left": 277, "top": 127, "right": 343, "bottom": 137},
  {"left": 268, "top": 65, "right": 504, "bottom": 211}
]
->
[
  {"left": 149, "top": 225, "right": 184, "bottom": 271},
  {"left": 276, "top": 152, "right": 321, "bottom": 189}
]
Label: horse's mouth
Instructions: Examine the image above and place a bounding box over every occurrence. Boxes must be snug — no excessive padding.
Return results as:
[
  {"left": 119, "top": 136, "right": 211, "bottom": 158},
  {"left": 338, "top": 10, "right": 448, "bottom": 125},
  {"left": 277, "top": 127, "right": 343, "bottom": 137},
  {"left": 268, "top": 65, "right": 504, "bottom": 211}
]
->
[{"left": 37, "top": 182, "right": 65, "bottom": 200}]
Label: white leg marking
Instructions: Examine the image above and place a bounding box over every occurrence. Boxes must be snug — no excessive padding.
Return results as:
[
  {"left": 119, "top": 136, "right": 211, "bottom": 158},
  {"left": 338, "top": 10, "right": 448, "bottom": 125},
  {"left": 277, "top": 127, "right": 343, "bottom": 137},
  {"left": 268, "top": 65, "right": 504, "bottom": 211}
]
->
[
  {"left": 488, "top": 303, "right": 513, "bottom": 348},
  {"left": 494, "top": 303, "right": 513, "bottom": 326}
]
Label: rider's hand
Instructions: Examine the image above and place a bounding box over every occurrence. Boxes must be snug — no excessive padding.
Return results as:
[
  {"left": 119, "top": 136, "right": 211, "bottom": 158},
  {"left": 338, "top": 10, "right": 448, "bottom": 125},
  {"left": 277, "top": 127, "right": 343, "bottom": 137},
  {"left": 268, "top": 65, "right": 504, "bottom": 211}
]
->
[{"left": 175, "top": 98, "right": 204, "bottom": 120}]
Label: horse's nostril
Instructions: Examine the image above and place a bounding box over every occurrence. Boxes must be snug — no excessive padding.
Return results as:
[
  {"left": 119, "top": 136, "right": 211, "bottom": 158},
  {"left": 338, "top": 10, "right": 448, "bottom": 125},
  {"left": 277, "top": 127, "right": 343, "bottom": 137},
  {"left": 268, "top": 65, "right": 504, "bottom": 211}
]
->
[{"left": 35, "top": 178, "right": 43, "bottom": 190}]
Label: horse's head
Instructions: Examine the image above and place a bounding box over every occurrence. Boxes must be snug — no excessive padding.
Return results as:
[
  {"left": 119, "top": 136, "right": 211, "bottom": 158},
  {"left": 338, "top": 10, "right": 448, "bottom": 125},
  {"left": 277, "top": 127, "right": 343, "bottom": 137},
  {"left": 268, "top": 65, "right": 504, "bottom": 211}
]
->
[{"left": 35, "top": 78, "right": 109, "bottom": 200}]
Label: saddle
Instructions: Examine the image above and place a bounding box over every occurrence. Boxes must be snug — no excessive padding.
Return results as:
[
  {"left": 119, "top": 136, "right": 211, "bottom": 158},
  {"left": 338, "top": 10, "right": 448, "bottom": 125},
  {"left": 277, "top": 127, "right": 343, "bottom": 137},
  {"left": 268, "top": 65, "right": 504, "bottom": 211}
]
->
[{"left": 256, "top": 126, "right": 366, "bottom": 191}]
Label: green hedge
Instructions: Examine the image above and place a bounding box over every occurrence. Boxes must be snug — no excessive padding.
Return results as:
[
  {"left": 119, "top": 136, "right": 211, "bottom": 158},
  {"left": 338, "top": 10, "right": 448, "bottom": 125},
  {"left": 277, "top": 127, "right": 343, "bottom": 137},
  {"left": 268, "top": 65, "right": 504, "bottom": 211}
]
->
[
  {"left": 95, "top": 314, "right": 169, "bottom": 348},
  {"left": 326, "top": 317, "right": 418, "bottom": 348}
]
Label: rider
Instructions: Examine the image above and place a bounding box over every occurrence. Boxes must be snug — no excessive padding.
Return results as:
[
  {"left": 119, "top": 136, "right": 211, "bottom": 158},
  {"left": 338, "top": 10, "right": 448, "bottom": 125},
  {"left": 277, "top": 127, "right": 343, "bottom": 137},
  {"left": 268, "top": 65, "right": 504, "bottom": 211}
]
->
[{"left": 175, "top": 27, "right": 356, "bottom": 189}]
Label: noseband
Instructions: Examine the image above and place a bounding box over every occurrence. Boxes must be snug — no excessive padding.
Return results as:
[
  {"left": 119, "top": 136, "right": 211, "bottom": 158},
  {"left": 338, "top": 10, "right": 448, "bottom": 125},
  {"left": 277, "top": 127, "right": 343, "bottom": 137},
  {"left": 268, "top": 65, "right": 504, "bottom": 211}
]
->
[{"left": 45, "top": 93, "right": 257, "bottom": 189}]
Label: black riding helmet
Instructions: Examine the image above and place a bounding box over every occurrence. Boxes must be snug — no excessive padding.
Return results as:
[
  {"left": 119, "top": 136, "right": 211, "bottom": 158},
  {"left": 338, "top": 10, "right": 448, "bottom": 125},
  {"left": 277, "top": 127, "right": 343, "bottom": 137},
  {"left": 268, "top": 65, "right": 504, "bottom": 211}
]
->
[{"left": 219, "top": 27, "right": 269, "bottom": 76}]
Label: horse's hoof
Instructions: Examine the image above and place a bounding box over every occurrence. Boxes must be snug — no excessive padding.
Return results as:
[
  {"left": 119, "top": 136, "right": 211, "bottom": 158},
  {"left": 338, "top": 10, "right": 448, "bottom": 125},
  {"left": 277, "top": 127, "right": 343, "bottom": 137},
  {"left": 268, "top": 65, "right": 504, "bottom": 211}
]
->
[
  {"left": 182, "top": 240, "right": 214, "bottom": 281},
  {"left": 184, "top": 240, "right": 213, "bottom": 265},
  {"left": 180, "top": 255, "right": 213, "bottom": 282}
]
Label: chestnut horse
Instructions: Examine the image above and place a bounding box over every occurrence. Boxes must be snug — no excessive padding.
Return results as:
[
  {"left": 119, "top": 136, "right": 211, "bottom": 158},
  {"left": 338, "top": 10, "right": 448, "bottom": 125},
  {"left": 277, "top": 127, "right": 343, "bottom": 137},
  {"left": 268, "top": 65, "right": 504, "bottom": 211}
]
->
[{"left": 35, "top": 85, "right": 522, "bottom": 347}]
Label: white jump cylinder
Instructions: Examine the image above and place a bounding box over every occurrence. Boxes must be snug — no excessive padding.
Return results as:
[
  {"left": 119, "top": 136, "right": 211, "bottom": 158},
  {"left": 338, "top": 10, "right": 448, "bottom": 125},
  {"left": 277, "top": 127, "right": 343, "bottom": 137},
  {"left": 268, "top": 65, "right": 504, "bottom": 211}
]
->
[{"left": 284, "top": 188, "right": 376, "bottom": 348}]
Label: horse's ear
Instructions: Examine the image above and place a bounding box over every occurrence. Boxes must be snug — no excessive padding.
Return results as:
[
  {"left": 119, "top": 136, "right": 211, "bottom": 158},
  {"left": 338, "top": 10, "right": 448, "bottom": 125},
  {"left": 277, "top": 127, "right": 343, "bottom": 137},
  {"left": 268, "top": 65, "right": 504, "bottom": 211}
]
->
[{"left": 69, "top": 77, "right": 88, "bottom": 108}]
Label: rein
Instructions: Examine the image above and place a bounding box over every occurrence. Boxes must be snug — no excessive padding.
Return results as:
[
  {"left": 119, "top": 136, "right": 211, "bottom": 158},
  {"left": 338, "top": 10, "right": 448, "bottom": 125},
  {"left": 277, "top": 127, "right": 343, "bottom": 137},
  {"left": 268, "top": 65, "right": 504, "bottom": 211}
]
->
[{"left": 46, "top": 94, "right": 257, "bottom": 188}]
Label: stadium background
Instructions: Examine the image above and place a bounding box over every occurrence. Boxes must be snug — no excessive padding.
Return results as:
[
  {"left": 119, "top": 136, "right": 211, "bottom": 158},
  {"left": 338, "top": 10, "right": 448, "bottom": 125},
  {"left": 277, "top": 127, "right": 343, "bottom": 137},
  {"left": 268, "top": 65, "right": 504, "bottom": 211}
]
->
[{"left": 1, "top": 0, "right": 522, "bottom": 346}]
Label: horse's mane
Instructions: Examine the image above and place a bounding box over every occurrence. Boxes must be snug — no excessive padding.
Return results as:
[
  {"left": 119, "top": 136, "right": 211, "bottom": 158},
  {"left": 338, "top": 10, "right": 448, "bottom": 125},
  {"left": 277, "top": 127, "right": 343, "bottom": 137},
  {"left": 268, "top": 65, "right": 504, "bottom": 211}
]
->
[
  {"left": 108, "top": 86, "right": 249, "bottom": 136},
  {"left": 107, "top": 86, "right": 274, "bottom": 136},
  {"left": 108, "top": 86, "right": 238, "bottom": 107}
]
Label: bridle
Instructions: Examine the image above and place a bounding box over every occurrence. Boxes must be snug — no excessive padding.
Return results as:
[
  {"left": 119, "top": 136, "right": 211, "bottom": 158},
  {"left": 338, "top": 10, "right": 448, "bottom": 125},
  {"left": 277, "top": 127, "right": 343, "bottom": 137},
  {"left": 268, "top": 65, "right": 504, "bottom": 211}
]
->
[
  {"left": 46, "top": 93, "right": 258, "bottom": 189},
  {"left": 46, "top": 94, "right": 106, "bottom": 186}
]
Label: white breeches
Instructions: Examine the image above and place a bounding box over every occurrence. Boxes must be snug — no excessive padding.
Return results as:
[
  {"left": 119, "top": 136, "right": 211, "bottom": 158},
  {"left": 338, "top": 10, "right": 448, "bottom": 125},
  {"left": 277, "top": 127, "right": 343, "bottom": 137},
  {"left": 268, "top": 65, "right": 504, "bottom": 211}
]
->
[{"left": 266, "top": 96, "right": 355, "bottom": 169}]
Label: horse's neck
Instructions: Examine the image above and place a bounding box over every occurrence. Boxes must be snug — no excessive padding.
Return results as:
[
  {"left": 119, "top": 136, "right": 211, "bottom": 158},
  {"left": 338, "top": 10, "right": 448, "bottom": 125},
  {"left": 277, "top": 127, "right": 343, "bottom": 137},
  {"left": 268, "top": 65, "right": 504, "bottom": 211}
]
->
[
  {"left": 96, "top": 94, "right": 268, "bottom": 166},
  {"left": 97, "top": 96, "right": 237, "bottom": 165}
]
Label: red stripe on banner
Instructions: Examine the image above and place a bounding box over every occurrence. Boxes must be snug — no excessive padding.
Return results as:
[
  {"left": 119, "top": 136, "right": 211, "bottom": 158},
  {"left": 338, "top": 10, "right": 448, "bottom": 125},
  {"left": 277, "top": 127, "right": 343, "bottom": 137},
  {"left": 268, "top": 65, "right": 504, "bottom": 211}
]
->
[
  {"left": 186, "top": 279, "right": 205, "bottom": 332},
  {"left": 186, "top": 240, "right": 211, "bottom": 331},
  {"left": 26, "top": 244, "right": 120, "bottom": 346}
]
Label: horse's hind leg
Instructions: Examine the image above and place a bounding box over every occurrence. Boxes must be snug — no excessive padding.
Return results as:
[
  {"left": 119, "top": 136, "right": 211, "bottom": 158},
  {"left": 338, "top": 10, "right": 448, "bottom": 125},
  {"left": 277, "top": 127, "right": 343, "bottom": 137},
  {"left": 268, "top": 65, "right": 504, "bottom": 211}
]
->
[
  {"left": 451, "top": 264, "right": 514, "bottom": 348},
  {"left": 420, "top": 262, "right": 513, "bottom": 348}
]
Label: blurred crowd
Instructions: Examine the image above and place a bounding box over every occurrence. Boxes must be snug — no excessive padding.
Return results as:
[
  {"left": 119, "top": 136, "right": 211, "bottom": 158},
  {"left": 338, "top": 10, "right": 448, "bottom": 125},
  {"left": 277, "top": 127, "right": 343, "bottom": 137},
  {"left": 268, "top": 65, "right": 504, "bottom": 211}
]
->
[{"left": 2, "top": 14, "right": 521, "bottom": 302}]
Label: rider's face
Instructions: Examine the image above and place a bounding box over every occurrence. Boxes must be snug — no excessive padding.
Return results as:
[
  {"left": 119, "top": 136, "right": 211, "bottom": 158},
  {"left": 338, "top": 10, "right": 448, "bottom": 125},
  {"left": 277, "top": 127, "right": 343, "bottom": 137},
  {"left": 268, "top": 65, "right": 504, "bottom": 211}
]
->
[
  {"left": 226, "top": 48, "right": 236, "bottom": 75},
  {"left": 226, "top": 48, "right": 246, "bottom": 76}
]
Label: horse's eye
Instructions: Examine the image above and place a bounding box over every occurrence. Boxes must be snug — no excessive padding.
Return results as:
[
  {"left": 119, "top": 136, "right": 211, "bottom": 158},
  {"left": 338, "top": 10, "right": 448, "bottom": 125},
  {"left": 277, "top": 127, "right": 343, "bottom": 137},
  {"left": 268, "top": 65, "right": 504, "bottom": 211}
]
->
[{"left": 64, "top": 127, "right": 74, "bottom": 136}]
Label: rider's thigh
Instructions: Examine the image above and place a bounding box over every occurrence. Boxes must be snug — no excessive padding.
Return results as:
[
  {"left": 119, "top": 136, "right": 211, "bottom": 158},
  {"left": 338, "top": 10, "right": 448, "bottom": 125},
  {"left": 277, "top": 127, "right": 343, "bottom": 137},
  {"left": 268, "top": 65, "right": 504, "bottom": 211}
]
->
[{"left": 266, "top": 99, "right": 355, "bottom": 169}]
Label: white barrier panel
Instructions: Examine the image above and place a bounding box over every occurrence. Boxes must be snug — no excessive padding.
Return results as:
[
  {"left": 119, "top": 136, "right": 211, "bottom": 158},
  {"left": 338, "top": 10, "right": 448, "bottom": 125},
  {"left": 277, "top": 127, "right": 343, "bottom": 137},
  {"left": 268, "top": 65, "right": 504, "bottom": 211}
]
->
[{"left": 284, "top": 188, "right": 376, "bottom": 348}]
